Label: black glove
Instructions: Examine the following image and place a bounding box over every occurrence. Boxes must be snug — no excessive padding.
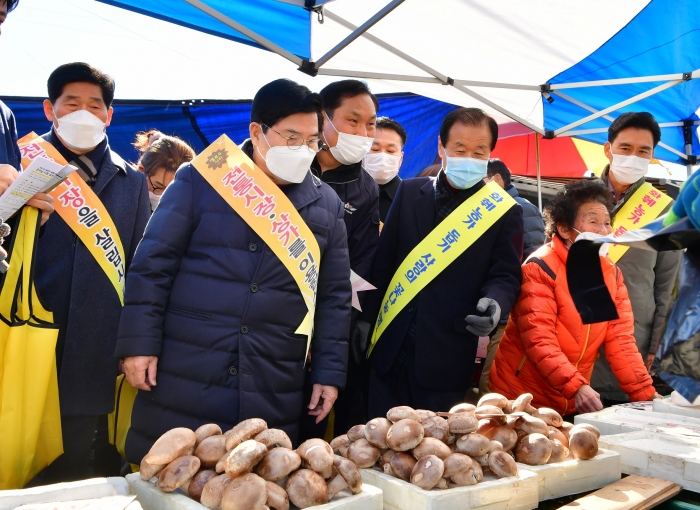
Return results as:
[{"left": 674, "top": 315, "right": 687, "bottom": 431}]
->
[
  {"left": 465, "top": 298, "right": 501, "bottom": 337},
  {"left": 350, "top": 320, "right": 372, "bottom": 364}
]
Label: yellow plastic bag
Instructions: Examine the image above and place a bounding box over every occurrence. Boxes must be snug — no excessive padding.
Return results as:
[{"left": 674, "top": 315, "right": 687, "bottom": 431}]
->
[
  {"left": 0, "top": 207, "right": 63, "bottom": 489},
  {"left": 107, "top": 373, "right": 137, "bottom": 459}
]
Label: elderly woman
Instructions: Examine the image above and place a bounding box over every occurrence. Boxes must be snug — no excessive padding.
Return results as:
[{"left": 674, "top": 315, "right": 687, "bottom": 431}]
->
[{"left": 488, "top": 180, "right": 656, "bottom": 415}]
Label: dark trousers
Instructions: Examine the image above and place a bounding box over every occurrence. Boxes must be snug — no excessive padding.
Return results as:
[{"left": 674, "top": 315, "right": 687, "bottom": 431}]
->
[
  {"left": 368, "top": 323, "right": 465, "bottom": 418},
  {"left": 29, "top": 414, "right": 99, "bottom": 485}
]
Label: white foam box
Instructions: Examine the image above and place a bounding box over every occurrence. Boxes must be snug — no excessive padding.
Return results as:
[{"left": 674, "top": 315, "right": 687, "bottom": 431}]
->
[
  {"left": 654, "top": 397, "right": 700, "bottom": 420},
  {"left": 126, "top": 473, "right": 383, "bottom": 510},
  {"left": 515, "top": 448, "right": 620, "bottom": 501},
  {"left": 575, "top": 407, "right": 700, "bottom": 436},
  {"left": 0, "top": 478, "right": 130, "bottom": 510},
  {"left": 359, "top": 467, "right": 538, "bottom": 510},
  {"left": 598, "top": 430, "right": 700, "bottom": 491}
]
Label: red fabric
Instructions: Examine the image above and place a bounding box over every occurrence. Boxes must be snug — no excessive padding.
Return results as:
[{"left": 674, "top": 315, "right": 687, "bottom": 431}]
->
[
  {"left": 489, "top": 237, "right": 655, "bottom": 414},
  {"left": 490, "top": 134, "right": 589, "bottom": 178}
]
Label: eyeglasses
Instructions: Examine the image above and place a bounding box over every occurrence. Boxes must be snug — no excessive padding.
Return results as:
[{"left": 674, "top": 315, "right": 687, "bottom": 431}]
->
[
  {"left": 148, "top": 175, "right": 166, "bottom": 196},
  {"left": 263, "top": 124, "right": 323, "bottom": 153}
]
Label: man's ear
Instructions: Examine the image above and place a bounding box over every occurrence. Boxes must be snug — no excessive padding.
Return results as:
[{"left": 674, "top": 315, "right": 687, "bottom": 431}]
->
[
  {"left": 249, "top": 122, "right": 262, "bottom": 147},
  {"left": 43, "top": 99, "right": 56, "bottom": 123},
  {"left": 604, "top": 141, "right": 613, "bottom": 162},
  {"left": 437, "top": 138, "right": 445, "bottom": 162},
  {"left": 105, "top": 106, "right": 114, "bottom": 128}
]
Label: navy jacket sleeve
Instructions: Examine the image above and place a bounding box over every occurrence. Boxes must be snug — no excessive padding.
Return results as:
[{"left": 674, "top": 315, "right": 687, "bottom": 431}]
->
[
  {"left": 0, "top": 101, "right": 20, "bottom": 171},
  {"left": 481, "top": 204, "right": 524, "bottom": 319},
  {"left": 126, "top": 171, "right": 151, "bottom": 268},
  {"left": 115, "top": 164, "right": 196, "bottom": 358},
  {"left": 348, "top": 173, "right": 380, "bottom": 281},
  {"left": 310, "top": 195, "right": 352, "bottom": 388}
]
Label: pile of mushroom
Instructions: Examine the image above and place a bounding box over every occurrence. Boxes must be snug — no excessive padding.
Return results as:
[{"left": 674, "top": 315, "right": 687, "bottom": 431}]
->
[
  {"left": 139, "top": 419, "right": 362, "bottom": 510},
  {"left": 330, "top": 393, "right": 600, "bottom": 490}
]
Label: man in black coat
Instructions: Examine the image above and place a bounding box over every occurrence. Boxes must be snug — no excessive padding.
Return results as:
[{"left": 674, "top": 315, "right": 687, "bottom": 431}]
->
[
  {"left": 364, "top": 117, "right": 406, "bottom": 224},
  {"left": 363, "top": 108, "right": 524, "bottom": 416},
  {"left": 31, "top": 63, "right": 150, "bottom": 483}
]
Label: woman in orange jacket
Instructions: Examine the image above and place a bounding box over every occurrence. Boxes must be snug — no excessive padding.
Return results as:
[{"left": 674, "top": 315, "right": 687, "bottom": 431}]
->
[{"left": 489, "top": 180, "right": 657, "bottom": 416}]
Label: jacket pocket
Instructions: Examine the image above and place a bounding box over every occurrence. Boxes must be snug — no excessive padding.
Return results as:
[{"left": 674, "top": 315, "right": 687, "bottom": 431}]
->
[
  {"left": 167, "top": 305, "right": 211, "bottom": 321},
  {"left": 305, "top": 220, "right": 329, "bottom": 253}
]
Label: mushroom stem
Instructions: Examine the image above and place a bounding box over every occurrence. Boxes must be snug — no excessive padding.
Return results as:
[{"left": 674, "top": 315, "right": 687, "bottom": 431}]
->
[{"left": 327, "top": 474, "right": 349, "bottom": 499}]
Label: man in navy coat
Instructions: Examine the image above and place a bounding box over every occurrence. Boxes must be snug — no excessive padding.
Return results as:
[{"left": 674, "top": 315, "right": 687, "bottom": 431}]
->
[{"left": 363, "top": 108, "right": 524, "bottom": 417}]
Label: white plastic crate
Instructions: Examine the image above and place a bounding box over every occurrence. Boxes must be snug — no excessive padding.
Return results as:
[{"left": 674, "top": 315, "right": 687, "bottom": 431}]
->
[
  {"left": 0, "top": 478, "right": 130, "bottom": 510},
  {"left": 653, "top": 397, "right": 700, "bottom": 420},
  {"left": 359, "top": 467, "right": 538, "bottom": 510},
  {"left": 126, "top": 473, "right": 383, "bottom": 510},
  {"left": 576, "top": 407, "right": 700, "bottom": 436}
]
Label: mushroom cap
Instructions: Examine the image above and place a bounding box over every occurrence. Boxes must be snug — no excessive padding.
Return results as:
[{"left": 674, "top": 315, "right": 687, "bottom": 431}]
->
[
  {"left": 196, "top": 435, "right": 228, "bottom": 468},
  {"left": 570, "top": 423, "right": 600, "bottom": 439},
  {"left": 448, "top": 413, "right": 479, "bottom": 434},
  {"left": 225, "top": 419, "right": 267, "bottom": 452},
  {"left": 488, "top": 451, "right": 519, "bottom": 478},
  {"left": 489, "top": 440, "right": 504, "bottom": 454},
  {"left": 515, "top": 433, "right": 552, "bottom": 465},
  {"left": 254, "top": 447, "right": 301, "bottom": 481},
  {"left": 449, "top": 403, "right": 476, "bottom": 414},
  {"left": 455, "top": 433, "right": 491, "bottom": 457},
  {"left": 387, "top": 406, "right": 422, "bottom": 423},
  {"left": 548, "top": 426, "right": 569, "bottom": 448},
  {"left": 364, "top": 417, "right": 392, "bottom": 449},
  {"left": 511, "top": 393, "right": 534, "bottom": 413},
  {"left": 195, "top": 424, "right": 223, "bottom": 446},
  {"left": 379, "top": 449, "right": 395, "bottom": 467},
  {"left": 265, "top": 480, "right": 289, "bottom": 510},
  {"left": 346, "top": 438, "right": 381, "bottom": 468},
  {"left": 515, "top": 414, "right": 549, "bottom": 435},
  {"left": 473, "top": 453, "right": 489, "bottom": 467},
  {"left": 215, "top": 450, "right": 230, "bottom": 474},
  {"left": 329, "top": 435, "right": 351, "bottom": 457},
  {"left": 386, "top": 419, "right": 424, "bottom": 451},
  {"left": 221, "top": 472, "right": 267, "bottom": 510},
  {"left": 442, "top": 453, "right": 473, "bottom": 478},
  {"left": 188, "top": 470, "right": 218, "bottom": 502},
  {"left": 347, "top": 424, "right": 366, "bottom": 442},
  {"left": 547, "top": 438, "right": 570, "bottom": 463},
  {"left": 421, "top": 416, "right": 450, "bottom": 443},
  {"left": 139, "top": 457, "right": 165, "bottom": 481},
  {"left": 477, "top": 393, "right": 509, "bottom": 409},
  {"left": 451, "top": 462, "right": 483, "bottom": 486},
  {"left": 475, "top": 405, "right": 505, "bottom": 417},
  {"left": 389, "top": 452, "right": 417, "bottom": 481},
  {"left": 145, "top": 427, "right": 197, "bottom": 465},
  {"left": 254, "top": 429, "right": 292, "bottom": 450},
  {"left": 417, "top": 409, "right": 437, "bottom": 422},
  {"left": 157, "top": 455, "right": 201, "bottom": 492},
  {"left": 297, "top": 438, "right": 334, "bottom": 475},
  {"left": 558, "top": 421, "right": 574, "bottom": 441},
  {"left": 482, "top": 425, "right": 518, "bottom": 452},
  {"left": 200, "top": 474, "right": 232, "bottom": 510},
  {"left": 410, "top": 455, "right": 445, "bottom": 490},
  {"left": 476, "top": 418, "right": 500, "bottom": 436},
  {"left": 286, "top": 469, "right": 329, "bottom": 508},
  {"left": 532, "top": 408, "right": 563, "bottom": 428},
  {"left": 569, "top": 429, "right": 598, "bottom": 460},
  {"left": 411, "top": 437, "right": 452, "bottom": 461},
  {"left": 224, "top": 440, "right": 268, "bottom": 479},
  {"left": 334, "top": 455, "right": 362, "bottom": 494}
]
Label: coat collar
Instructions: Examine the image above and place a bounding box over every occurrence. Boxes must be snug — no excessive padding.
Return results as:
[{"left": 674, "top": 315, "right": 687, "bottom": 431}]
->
[
  {"left": 310, "top": 156, "right": 362, "bottom": 184},
  {"left": 505, "top": 183, "right": 519, "bottom": 198},
  {"left": 600, "top": 165, "right": 646, "bottom": 215},
  {"left": 414, "top": 177, "right": 437, "bottom": 238},
  {"left": 552, "top": 235, "right": 569, "bottom": 264},
  {"left": 379, "top": 175, "right": 401, "bottom": 200}
]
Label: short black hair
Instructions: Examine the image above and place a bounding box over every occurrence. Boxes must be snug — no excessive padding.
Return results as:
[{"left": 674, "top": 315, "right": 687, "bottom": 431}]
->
[
  {"left": 319, "top": 80, "right": 378, "bottom": 119},
  {"left": 48, "top": 62, "right": 115, "bottom": 107},
  {"left": 543, "top": 180, "right": 612, "bottom": 239},
  {"left": 487, "top": 158, "right": 511, "bottom": 187},
  {"left": 251, "top": 79, "right": 323, "bottom": 133},
  {"left": 608, "top": 111, "right": 661, "bottom": 147},
  {"left": 3, "top": 0, "right": 20, "bottom": 12},
  {"left": 439, "top": 107, "right": 498, "bottom": 151},
  {"left": 376, "top": 116, "right": 407, "bottom": 148}
]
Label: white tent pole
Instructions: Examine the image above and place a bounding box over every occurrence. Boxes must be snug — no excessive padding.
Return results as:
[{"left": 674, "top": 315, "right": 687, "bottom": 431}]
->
[
  {"left": 551, "top": 90, "right": 615, "bottom": 122},
  {"left": 314, "top": 0, "right": 405, "bottom": 69},
  {"left": 316, "top": 69, "right": 441, "bottom": 82},
  {"left": 535, "top": 133, "right": 542, "bottom": 212},
  {"left": 453, "top": 80, "right": 540, "bottom": 91},
  {"left": 553, "top": 79, "right": 683, "bottom": 136},
  {"left": 183, "top": 0, "right": 302, "bottom": 66},
  {"left": 548, "top": 71, "right": 700, "bottom": 90}
]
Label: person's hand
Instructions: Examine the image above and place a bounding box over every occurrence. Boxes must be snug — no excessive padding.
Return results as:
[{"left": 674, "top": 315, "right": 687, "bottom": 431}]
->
[
  {"left": 646, "top": 353, "right": 656, "bottom": 372},
  {"left": 574, "top": 384, "right": 604, "bottom": 413},
  {"left": 26, "top": 192, "right": 55, "bottom": 226},
  {"left": 308, "top": 384, "right": 338, "bottom": 424},
  {"left": 123, "top": 356, "right": 158, "bottom": 391},
  {"left": 465, "top": 298, "right": 501, "bottom": 336},
  {"left": 653, "top": 392, "right": 664, "bottom": 400},
  {"left": 0, "top": 164, "right": 18, "bottom": 196}
]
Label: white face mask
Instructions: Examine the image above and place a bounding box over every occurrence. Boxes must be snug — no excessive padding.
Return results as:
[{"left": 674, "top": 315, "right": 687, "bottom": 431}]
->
[
  {"left": 257, "top": 132, "right": 314, "bottom": 184},
  {"left": 53, "top": 109, "right": 107, "bottom": 151},
  {"left": 363, "top": 152, "right": 401, "bottom": 185},
  {"left": 325, "top": 117, "right": 374, "bottom": 165},
  {"left": 573, "top": 228, "right": 606, "bottom": 242},
  {"left": 149, "top": 191, "right": 161, "bottom": 212},
  {"left": 609, "top": 150, "right": 650, "bottom": 185}
]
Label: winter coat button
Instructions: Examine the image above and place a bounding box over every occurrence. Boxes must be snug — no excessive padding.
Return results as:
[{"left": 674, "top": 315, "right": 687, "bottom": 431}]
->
[
  {"left": 250, "top": 283, "right": 259, "bottom": 293},
  {"left": 240, "top": 325, "right": 250, "bottom": 334},
  {"left": 248, "top": 243, "right": 257, "bottom": 252},
  {"left": 228, "top": 366, "right": 238, "bottom": 376}
]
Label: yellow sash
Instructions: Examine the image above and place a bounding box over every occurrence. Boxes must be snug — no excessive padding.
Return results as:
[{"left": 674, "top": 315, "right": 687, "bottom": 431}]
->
[
  {"left": 368, "top": 181, "right": 516, "bottom": 356},
  {"left": 607, "top": 182, "right": 672, "bottom": 263},
  {"left": 17, "top": 133, "right": 126, "bottom": 304},
  {"left": 191, "top": 135, "right": 320, "bottom": 354}
]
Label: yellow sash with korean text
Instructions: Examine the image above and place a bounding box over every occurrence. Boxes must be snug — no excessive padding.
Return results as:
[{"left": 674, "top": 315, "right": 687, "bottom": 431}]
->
[
  {"left": 17, "top": 133, "right": 126, "bottom": 304},
  {"left": 191, "top": 135, "right": 319, "bottom": 353},
  {"left": 607, "top": 182, "right": 672, "bottom": 263},
  {"left": 368, "top": 181, "right": 516, "bottom": 356}
]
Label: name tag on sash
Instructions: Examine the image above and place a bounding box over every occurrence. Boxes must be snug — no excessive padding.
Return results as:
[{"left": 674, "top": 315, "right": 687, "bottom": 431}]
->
[
  {"left": 606, "top": 182, "right": 672, "bottom": 263},
  {"left": 17, "top": 132, "right": 127, "bottom": 304},
  {"left": 191, "top": 135, "right": 320, "bottom": 355},
  {"left": 368, "top": 181, "right": 516, "bottom": 356}
]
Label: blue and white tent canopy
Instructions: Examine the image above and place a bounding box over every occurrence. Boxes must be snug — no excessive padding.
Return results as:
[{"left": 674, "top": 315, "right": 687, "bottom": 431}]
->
[{"left": 1, "top": 0, "right": 698, "bottom": 172}]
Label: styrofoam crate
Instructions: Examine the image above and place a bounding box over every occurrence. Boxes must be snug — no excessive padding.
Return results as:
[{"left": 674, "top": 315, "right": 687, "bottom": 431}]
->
[
  {"left": 126, "top": 473, "right": 383, "bottom": 510},
  {"left": 598, "top": 430, "right": 700, "bottom": 491},
  {"left": 515, "top": 448, "right": 620, "bottom": 501},
  {"left": 0, "top": 478, "right": 130, "bottom": 510},
  {"left": 653, "top": 397, "right": 700, "bottom": 420},
  {"left": 576, "top": 407, "right": 700, "bottom": 436},
  {"left": 359, "top": 467, "right": 538, "bottom": 510}
]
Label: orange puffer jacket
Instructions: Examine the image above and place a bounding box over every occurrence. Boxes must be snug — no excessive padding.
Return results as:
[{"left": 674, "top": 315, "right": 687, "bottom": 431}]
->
[{"left": 489, "top": 236, "right": 655, "bottom": 415}]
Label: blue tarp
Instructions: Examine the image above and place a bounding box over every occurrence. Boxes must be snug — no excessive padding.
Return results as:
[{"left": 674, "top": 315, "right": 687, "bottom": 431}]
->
[
  {"left": 544, "top": 0, "right": 700, "bottom": 164},
  {"left": 2, "top": 93, "right": 455, "bottom": 178}
]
